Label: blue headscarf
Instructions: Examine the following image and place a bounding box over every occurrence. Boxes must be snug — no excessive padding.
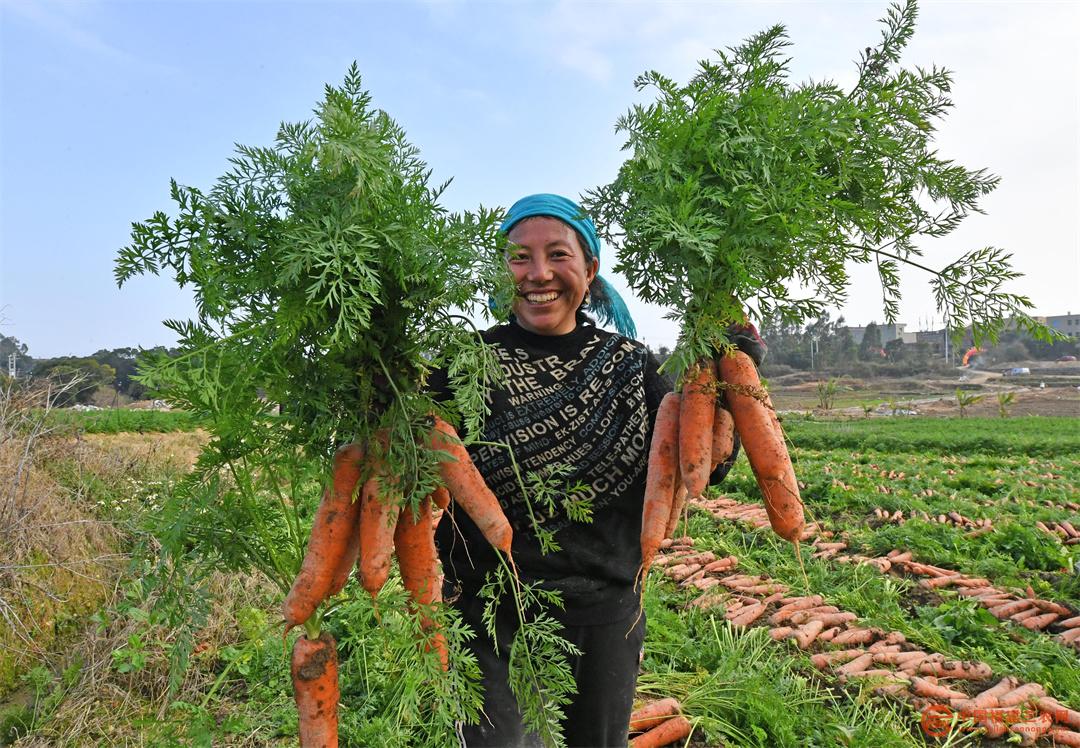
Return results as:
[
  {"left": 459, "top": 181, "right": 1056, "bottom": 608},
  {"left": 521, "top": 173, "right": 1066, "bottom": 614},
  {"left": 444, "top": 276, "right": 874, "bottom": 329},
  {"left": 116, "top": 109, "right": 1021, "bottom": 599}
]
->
[{"left": 499, "top": 193, "right": 637, "bottom": 339}]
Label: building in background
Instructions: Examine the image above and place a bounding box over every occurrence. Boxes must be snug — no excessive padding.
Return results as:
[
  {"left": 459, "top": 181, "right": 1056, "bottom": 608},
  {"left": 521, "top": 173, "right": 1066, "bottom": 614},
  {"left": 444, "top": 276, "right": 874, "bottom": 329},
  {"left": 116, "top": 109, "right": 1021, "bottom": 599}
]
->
[
  {"left": 1046, "top": 313, "right": 1080, "bottom": 339},
  {"left": 842, "top": 323, "right": 917, "bottom": 346}
]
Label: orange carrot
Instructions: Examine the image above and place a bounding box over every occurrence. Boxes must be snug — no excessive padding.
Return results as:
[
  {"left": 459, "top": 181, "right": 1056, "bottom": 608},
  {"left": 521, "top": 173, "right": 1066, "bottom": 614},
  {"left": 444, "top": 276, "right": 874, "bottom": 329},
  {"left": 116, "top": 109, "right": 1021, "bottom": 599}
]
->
[
  {"left": 284, "top": 444, "right": 365, "bottom": 633},
  {"left": 357, "top": 471, "right": 399, "bottom": 599},
  {"left": 1010, "top": 711, "right": 1053, "bottom": 745},
  {"left": 836, "top": 653, "right": 875, "bottom": 676},
  {"left": 918, "top": 660, "right": 993, "bottom": 680},
  {"left": 792, "top": 619, "right": 825, "bottom": 649},
  {"left": 628, "top": 698, "right": 682, "bottom": 733},
  {"left": 1021, "top": 612, "right": 1059, "bottom": 630},
  {"left": 768, "top": 596, "right": 825, "bottom": 624},
  {"left": 1036, "top": 696, "right": 1080, "bottom": 729},
  {"left": 664, "top": 484, "right": 688, "bottom": 540},
  {"left": 679, "top": 361, "right": 716, "bottom": 498},
  {"left": 640, "top": 393, "right": 681, "bottom": 579},
  {"left": 988, "top": 600, "right": 1034, "bottom": 619},
  {"left": 630, "top": 715, "right": 692, "bottom": 748},
  {"left": 291, "top": 631, "right": 339, "bottom": 748},
  {"left": 831, "top": 628, "right": 881, "bottom": 646},
  {"left": 716, "top": 350, "right": 804, "bottom": 542},
  {"left": 997, "top": 682, "right": 1047, "bottom": 708},
  {"left": 910, "top": 677, "right": 969, "bottom": 701},
  {"left": 394, "top": 496, "right": 448, "bottom": 670},
  {"left": 970, "top": 677, "right": 1019, "bottom": 709},
  {"left": 1047, "top": 728, "right": 1080, "bottom": 747},
  {"left": 430, "top": 485, "right": 450, "bottom": 511},
  {"left": 429, "top": 416, "right": 512, "bottom": 554},
  {"left": 710, "top": 403, "right": 735, "bottom": 472},
  {"left": 730, "top": 602, "right": 767, "bottom": 627}
]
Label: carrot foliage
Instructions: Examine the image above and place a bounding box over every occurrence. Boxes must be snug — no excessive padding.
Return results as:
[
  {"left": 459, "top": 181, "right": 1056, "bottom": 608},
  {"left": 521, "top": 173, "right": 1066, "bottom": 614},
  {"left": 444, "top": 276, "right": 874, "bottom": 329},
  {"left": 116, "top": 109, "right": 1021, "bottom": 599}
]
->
[
  {"left": 584, "top": 0, "right": 1054, "bottom": 381},
  {"left": 115, "top": 63, "right": 510, "bottom": 597}
]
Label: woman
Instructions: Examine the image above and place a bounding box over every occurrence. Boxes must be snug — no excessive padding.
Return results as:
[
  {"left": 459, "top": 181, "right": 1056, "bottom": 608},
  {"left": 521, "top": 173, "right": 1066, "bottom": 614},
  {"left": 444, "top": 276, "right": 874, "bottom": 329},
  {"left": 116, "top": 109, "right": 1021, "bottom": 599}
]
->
[{"left": 433, "top": 194, "right": 761, "bottom": 747}]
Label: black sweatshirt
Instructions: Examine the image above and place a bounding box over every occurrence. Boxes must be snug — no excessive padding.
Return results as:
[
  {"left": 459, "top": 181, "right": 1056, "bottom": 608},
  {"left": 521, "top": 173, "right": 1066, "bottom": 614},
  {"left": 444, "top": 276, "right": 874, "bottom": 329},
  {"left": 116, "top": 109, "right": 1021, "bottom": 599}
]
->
[{"left": 433, "top": 320, "right": 670, "bottom": 625}]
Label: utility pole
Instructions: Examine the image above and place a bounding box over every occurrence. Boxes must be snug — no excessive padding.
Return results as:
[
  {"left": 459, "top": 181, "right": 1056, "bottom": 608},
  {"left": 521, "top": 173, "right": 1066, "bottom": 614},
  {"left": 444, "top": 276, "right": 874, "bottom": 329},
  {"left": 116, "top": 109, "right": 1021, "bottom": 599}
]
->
[
  {"left": 810, "top": 338, "right": 819, "bottom": 370},
  {"left": 7, "top": 352, "right": 15, "bottom": 378}
]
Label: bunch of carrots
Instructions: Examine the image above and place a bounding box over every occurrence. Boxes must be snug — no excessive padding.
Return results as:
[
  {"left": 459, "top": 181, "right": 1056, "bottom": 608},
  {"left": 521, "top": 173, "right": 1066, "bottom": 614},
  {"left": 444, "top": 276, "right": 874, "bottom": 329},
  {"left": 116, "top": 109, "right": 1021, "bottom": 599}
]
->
[
  {"left": 282, "top": 416, "right": 513, "bottom": 747},
  {"left": 640, "top": 346, "right": 805, "bottom": 582}
]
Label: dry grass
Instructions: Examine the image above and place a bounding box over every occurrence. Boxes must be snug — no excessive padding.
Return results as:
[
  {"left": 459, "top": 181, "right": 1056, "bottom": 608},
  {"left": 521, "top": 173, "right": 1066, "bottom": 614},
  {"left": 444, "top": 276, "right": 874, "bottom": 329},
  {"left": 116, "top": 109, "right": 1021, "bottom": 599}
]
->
[
  {"left": 0, "top": 381, "right": 123, "bottom": 698},
  {"left": 10, "top": 569, "right": 281, "bottom": 747}
]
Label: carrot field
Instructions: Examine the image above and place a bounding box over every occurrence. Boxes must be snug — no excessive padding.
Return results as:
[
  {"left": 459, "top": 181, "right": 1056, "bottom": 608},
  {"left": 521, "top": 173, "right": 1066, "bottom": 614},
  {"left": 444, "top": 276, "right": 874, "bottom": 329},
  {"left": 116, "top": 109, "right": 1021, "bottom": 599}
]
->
[
  {"left": 639, "top": 415, "right": 1080, "bottom": 747},
  {"left": 4, "top": 410, "right": 1079, "bottom": 746}
]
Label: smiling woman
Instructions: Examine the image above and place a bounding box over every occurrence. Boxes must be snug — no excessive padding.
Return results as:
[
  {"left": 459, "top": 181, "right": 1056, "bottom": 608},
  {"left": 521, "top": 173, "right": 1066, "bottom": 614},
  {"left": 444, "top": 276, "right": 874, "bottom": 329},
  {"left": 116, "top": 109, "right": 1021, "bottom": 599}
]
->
[{"left": 507, "top": 217, "right": 597, "bottom": 336}]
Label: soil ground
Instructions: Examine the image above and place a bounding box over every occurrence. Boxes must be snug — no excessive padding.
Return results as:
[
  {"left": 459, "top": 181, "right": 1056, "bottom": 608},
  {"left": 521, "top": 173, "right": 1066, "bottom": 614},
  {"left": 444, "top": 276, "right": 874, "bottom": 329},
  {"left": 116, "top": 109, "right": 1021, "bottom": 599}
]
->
[{"left": 769, "top": 363, "right": 1080, "bottom": 419}]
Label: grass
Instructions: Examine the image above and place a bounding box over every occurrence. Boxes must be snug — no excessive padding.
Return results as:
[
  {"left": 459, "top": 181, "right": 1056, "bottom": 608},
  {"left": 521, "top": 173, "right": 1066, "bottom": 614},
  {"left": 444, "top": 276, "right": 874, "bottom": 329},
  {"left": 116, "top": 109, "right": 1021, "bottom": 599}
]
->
[{"left": 45, "top": 408, "right": 205, "bottom": 434}]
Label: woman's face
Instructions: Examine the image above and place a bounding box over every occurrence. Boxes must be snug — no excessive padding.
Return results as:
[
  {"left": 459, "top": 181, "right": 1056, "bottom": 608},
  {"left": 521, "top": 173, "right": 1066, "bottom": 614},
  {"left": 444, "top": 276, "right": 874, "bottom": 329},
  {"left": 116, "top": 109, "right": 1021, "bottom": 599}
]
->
[{"left": 507, "top": 216, "right": 598, "bottom": 336}]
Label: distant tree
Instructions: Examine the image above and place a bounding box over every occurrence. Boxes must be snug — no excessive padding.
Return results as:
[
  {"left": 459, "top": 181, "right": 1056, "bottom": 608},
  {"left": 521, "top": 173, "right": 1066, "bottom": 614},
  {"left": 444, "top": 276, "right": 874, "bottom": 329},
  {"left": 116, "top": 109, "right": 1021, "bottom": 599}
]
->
[
  {"left": 89, "top": 347, "right": 144, "bottom": 397},
  {"left": 884, "top": 338, "right": 906, "bottom": 361},
  {"left": 34, "top": 357, "right": 117, "bottom": 406},
  {"left": 0, "top": 335, "right": 28, "bottom": 358},
  {"left": 858, "top": 322, "right": 883, "bottom": 361}
]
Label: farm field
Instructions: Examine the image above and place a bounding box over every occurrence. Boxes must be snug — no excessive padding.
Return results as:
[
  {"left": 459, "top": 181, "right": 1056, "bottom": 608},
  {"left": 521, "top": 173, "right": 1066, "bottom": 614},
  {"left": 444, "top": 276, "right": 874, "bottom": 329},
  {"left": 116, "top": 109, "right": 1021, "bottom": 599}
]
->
[
  {"left": 3, "top": 410, "right": 1078, "bottom": 746},
  {"left": 768, "top": 371, "right": 1080, "bottom": 419}
]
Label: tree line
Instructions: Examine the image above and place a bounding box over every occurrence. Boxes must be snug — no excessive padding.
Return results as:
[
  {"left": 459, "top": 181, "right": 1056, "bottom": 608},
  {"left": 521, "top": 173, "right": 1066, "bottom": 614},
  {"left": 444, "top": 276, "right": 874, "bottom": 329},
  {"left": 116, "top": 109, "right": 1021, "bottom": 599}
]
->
[{"left": 1, "top": 335, "right": 176, "bottom": 406}]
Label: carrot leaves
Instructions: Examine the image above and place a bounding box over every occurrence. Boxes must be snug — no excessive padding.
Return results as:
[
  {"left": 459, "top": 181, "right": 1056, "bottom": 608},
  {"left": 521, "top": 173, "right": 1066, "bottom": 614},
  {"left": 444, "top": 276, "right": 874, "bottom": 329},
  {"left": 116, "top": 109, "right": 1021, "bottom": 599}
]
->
[{"left": 584, "top": 0, "right": 1054, "bottom": 380}]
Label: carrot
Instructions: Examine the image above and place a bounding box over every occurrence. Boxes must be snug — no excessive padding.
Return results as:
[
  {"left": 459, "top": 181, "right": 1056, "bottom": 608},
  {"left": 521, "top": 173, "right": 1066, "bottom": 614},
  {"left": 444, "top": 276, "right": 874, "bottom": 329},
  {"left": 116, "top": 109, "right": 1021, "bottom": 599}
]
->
[
  {"left": 702, "top": 557, "right": 739, "bottom": 573},
  {"left": 711, "top": 403, "right": 735, "bottom": 472},
  {"left": 768, "top": 596, "right": 824, "bottom": 624},
  {"left": 1022, "top": 612, "right": 1060, "bottom": 630},
  {"left": 687, "top": 576, "right": 720, "bottom": 592},
  {"left": 918, "top": 660, "right": 993, "bottom": 680},
  {"left": 792, "top": 619, "right": 825, "bottom": 649},
  {"left": 988, "top": 600, "right": 1034, "bottom": 618},
  {"left": 1047, "top": 728, "right": 1080, "bottom": 747},
  {"left": 831, "top": 628, "right": 881, "bottom": 646},
  {"left": 283, "top": 444, "right": 365, "bottom": 633},
  {"left": 810, "top": 649, "right": 864, "bottom": 669},
  {"left": 429, "top": 416, "right": 512, "bottom": 554},
  {"left": 797, "top": 612, "right": 857, "bottom": 628},
  {"left": 656, "top": 551, "right": 716, "bottom": 568},
  {"left": 770, "top": 626, "right": 795, "bottom": 641},
  {"left": 910, "top": 677, "right": 969, "bottom": 701},
  {"left": 628, "top": 698, "right": 682, "bottom": 733},
  {"left": 1031, "top": 600, "right": 1072, "bottom": 616},
  {"left": 836, "top": 653, "right": 875, "bottom": 676},
  {"left": 1038, "top": 697, "right": 1080, "bottom": 729},
  {"left": 629, "top": 715, "right": 692, "bottom": 748},
  {"left": 1010, "top": 711, "right": 1052, "bottom": 745},
  {"left": 716, "top": 350, "right": 804, "bottom": 542},
  {"left": 970, "top": 677, "right": 1019, "bottom": 709},
  {"left": 997, "top": 683, "right": 1047, "bottom": 708},
  {"left": 291, "top": 631, "right": 339, "bottom": 748},
  {"left": 667, "top": 563, "right": 703, "bottom": 582},
  {"left": 640, "top": 392, "right": 681, "bottom": 580},
  {"left": 786, "top": 606, "right": 841, "bottom": 624},
  {"left": 357, "top": 472, "right": 399, "bottom": 599},
  {"left": 730, "top": 602, "right": 767, "bottom": 627},
  {"left": 816, "top": 626, "right": 842, "bottom": 643},
  {"left": 873, "top": 651, "right": 929, "bottom": 667},
  {"left": 430, "top": 485, "right": 450, "bottom": 511},
  {"left": 664, "top": 484, "right": 689, "bottom": 540},
  {"left": 394, "top": 496, "right": 448, "bottom": 670},
  {"left": 737, "top": 583, "right": 789, "bottom": 596},
  {"left": 679, "top": 361, "right": 716, "bottom": 498}
]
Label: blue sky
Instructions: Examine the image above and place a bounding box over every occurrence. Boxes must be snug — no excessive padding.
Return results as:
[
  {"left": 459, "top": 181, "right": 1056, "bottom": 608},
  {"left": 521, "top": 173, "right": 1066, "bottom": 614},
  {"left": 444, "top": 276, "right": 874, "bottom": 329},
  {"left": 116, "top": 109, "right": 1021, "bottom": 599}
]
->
[{"left": 2, "top": 0, "right": 1077, "bottom": 358}]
